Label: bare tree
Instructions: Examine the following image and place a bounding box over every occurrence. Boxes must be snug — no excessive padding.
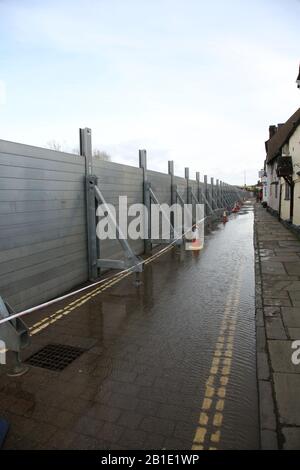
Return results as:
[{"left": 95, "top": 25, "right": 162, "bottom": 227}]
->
[
  {"left": 47, "top": 141, "right": 111, "bottom": 161},
  {"left": 72, "top": 146, "right": 80, "bottom": 155},
  {"left": 46, "top": 140, "right": 62, "bottom": 151},
  {"left": 93, "top": 149, "right": 111, "bottom": 161}
]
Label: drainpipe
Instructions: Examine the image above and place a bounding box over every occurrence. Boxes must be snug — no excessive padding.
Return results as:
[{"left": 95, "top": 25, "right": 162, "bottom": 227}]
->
[
  {"left": 278, "top": 179, "right": 282, "bottom": 221},
  {"left": 290, "top": 181, "right": 295, "bottom": 222}
]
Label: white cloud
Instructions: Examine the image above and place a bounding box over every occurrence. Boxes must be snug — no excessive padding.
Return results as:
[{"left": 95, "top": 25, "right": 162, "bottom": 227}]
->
[{"left": 1, "top": 0, "right": 299, "bottom": 185}]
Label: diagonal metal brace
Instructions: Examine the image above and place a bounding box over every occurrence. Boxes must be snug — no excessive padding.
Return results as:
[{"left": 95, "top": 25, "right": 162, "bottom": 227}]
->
[
  {"left": 175, "top": 188, "right": 185, "bottom": 206},
  {"left": 148, "top": 186, "right": 183, "bottom": 246},
  {"left": 94, "top": 183, "right": 143, "bottom": 273}
]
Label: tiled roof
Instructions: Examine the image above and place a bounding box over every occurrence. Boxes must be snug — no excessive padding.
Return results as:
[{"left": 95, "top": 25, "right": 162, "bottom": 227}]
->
[{"left": 266, "top": 107, "right": 300, "bottom": 163}]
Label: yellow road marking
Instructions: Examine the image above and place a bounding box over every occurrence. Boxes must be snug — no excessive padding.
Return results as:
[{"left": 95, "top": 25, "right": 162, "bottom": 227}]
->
[
  {"left": 202, "top": 398, "right": 212, "bottom": 410},
  {"left": 30, "top": 272, "right": 131, "bottom": 334},
  {"left": 223, "top": 358, "right": 232, "bottom": 366},
  {"left": 211, "top": 430, "right": 221, "bottom": 443},
  {"left": 205, "top": 385, "right": 215, "bottom": 398},
  {"left": 194, "top": 427, "right": 207, "bottom": 444},
  {"left": 221, "top": 365, "right": 231, "bottom": 376},
  {"left": 3, "top": 244, "right": 181, "bottom": 380},
  {"left": 29, "top": 245, "right": 175, "bottom": 337},
  {"left": 20, "top": 239, "right": 244, "bottom": 451},
  {"left": 216, "top": 399, "right": 224, "bottom": 411},
  {"left": 213, "top": 413, "right": 223, "bottom": 427},
  {"left": 199, "top": 413, "right": 209, "bottom": 426},
  {"left": 206, "top": 376, "right": 215, "bottom": 386},
  {"left": 217, "top": 387, "right": 226, "bottom": 398},
  {"left": 220, "top": 377, "right": 228, "bottom": 387},
  {"left": 191, "top": 266, "right": 243, "bottom": 450}
]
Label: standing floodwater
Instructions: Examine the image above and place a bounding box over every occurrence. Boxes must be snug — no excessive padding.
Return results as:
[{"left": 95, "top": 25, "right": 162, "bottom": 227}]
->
[
  {"left": 1, "top": 202, "right": 258, "bottom": 450},
  {"left": 127, "top": 201, "right": 258, "bottom": 449}
]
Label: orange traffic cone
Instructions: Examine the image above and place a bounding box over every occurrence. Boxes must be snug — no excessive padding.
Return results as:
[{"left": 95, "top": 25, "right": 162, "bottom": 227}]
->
[
  {"left": 191, "top": 237, "right": 202, "bottom": 250},
  {"left": 185, "top": 227, "right": 203, "bottom": 251},
  {"left": 232, "top": 203, "right": 238, "bottom": 213}
]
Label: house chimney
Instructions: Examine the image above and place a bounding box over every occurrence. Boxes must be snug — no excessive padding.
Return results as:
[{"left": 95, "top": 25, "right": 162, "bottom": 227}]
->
[
  {"left": 277, "top": 123, "right": 284, "bottom": 129},
  {"left": 269, "top": 125, "right": 277, "bottom": 138}
]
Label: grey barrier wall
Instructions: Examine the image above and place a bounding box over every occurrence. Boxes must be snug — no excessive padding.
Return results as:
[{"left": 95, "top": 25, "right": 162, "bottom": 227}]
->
[
  {"left": 148, "top": 170, "right": 172, "bottom": 206},
  {"left": 0, "top": 136, "right": 243, "bottom": 312},
  {"left": 174, "top": 175, "right": 187, "bottom": 202},
  {"left": 93, "top": 159, "right": 144, "bottom": 261},
  {"left": 0, "top": 140, "right": 87, "bottom": 312}
]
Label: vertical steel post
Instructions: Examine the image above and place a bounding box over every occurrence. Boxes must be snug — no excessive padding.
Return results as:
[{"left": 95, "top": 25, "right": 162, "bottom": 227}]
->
[
  {"left": 80, "top": 128, "right": 98, "bottom": 280},
  {"left": 140, "top": 149, "right": 152, "bottom": 254},
  {"left": 185, "top": 167, "right": 193, "bottom": 226},
  {"left": 229, "top": 184, "right": 232, "bottom": 206},
  {"left": 220, "top": 181, "right": 223, "bottom": 207},
  {"left": 168, "top": 160, "right": 175, "bottom": 239},
  {"left": 204, "top": 175, "right": 208, "bottom": 216},
  {"left": 216, "top": 179, "right": 219, "bottom": 208},
  {"left": 225, "top": 183, "right": 229, "bottom": 207},
  {"left": 232, "top": 186, "right": 235, "bottom": 205},
  {"left": 210, "top": 177, "right": 214, "bottom": 211},
  {"left": 168, "top": 160, "right": 175, "bottom": 205},
  {"left": 196, "top": 172, "right": 201, "bottom": 204},
  {"left": 185, "top": 167, "right": 190, "bottom": 204},
  {"left": 86, "top": 176, "right": 98, "bottom": 280},
  {"left": 80, "top": 127, "right": 93, "bottom": 176}
]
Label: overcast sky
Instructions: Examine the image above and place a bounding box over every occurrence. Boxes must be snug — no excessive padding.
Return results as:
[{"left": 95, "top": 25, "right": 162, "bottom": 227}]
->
[{"left": 0, "top": 0, "right": 299, "bottom": 184}]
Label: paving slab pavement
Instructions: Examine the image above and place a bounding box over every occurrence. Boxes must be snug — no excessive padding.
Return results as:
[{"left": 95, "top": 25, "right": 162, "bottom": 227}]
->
[{"left": 255, "top": 204, "right": 300, "bottom": 449}]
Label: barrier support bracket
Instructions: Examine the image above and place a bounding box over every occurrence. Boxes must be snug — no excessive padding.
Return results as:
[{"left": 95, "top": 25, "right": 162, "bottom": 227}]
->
[{"left": 0, "top": 297, "right": 30, "bottom": 376}]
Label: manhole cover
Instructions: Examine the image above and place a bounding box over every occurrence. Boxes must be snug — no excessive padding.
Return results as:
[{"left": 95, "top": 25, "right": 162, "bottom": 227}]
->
[{"left": 26, "top": 343, "right": 86, "bottom": 371}]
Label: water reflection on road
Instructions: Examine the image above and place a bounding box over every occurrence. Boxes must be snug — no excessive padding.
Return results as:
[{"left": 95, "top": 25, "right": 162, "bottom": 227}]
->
[
  {"left": 4, "top": 202, "right": 258, "bottom": 450},
  {"left": 84, "top": 202, "right": 259, "bottom": 449}
]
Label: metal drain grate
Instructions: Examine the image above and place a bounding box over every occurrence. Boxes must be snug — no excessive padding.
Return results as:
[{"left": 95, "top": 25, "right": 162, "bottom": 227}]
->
[{"left": 26, "top": 343, "right": 86, "bottom": 371}]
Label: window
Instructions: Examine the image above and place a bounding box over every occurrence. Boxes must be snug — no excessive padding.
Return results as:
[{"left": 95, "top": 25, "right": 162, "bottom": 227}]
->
[
  {"left": 285, "top": 182, "right": 291, "bottom": 200},
  {"left": 275, "top": 182, "right": 278, "bottom": 199}
]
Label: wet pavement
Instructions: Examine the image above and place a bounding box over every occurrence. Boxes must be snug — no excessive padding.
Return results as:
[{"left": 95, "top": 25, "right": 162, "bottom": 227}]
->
[
  {"left": 0, "top": 202, "right": 259, "bottom": 450},
  {"left": 255, "top": 203, "right": 300, "bottom": 449}
]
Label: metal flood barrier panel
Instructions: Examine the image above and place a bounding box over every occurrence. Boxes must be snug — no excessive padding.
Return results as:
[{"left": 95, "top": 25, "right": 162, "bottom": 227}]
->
[
  {"left": 0, "top": 132, "right": 245, "bottom": 312},
  {"left": 148, "top": 170, "right": 172, "bottom": 207},
  {"left": 92, "top": 159, "right": 144, "bottom": 262},
  {"left": 0, "top": 139, "right": 88, "bottom": 312}
]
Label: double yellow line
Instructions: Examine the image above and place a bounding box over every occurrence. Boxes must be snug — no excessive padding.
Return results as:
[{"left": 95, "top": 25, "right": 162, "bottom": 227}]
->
[
  {"left": 30, "top": 245, "right": 174, "bottom": 336},
  {"left": 192, "top": 266, "right": 243, "bottom": 450}
]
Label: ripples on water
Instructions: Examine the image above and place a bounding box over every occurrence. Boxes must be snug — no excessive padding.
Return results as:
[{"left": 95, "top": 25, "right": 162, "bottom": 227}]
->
[
  {"left": 77, "top": 202, "right": 258, "bottom": 449},
  {"left": 144, "top": 202, "right": 258, "bottom": 449}
]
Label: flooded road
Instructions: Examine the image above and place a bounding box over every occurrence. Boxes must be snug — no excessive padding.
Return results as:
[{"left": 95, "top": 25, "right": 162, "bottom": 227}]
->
[{"left": 1, "top": 202, "right": 259, "bottom": 450}]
